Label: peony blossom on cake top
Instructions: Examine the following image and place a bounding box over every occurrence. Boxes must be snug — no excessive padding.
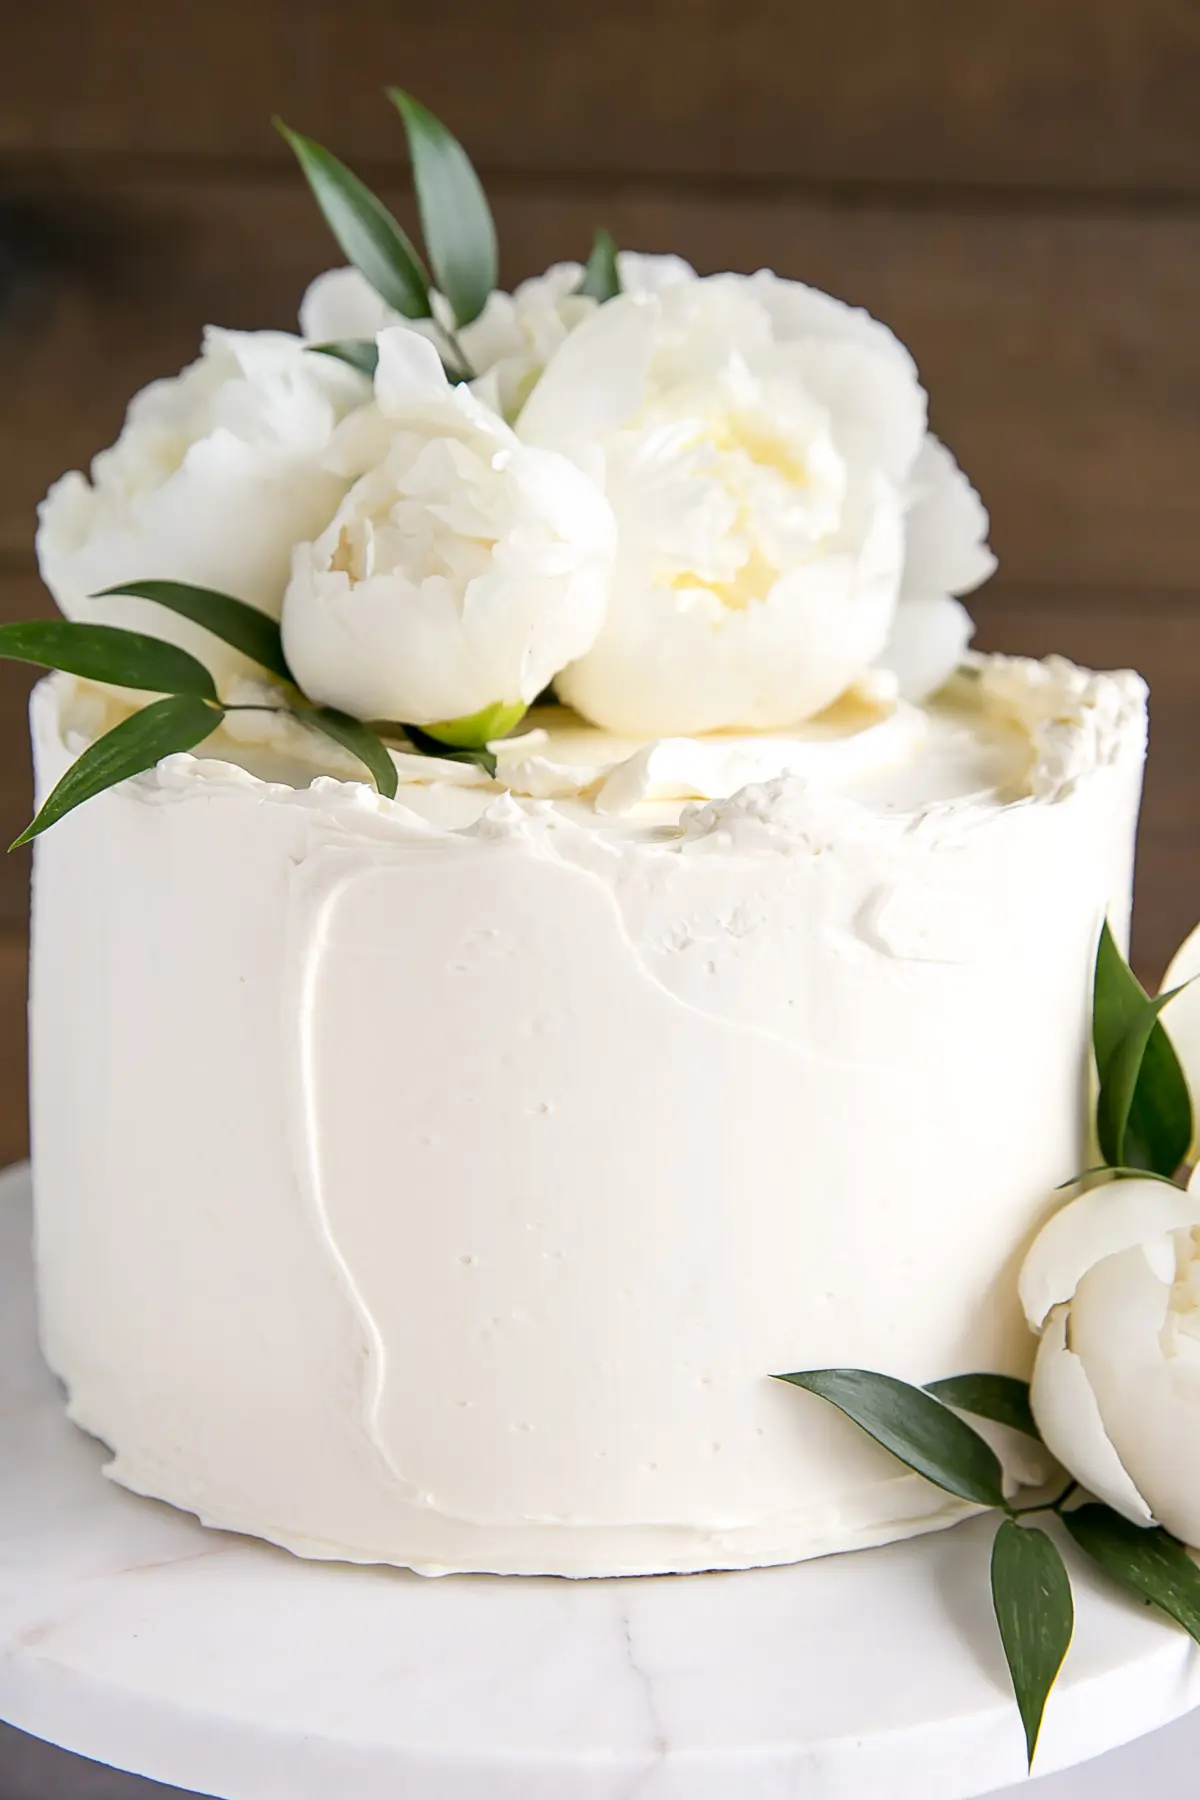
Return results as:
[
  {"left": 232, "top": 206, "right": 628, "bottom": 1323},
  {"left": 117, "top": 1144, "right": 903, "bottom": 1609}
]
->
[
  {"left": 10, "top": 85, "right": 996, "bottom": 844},
  {"left": 36, "top": 328, "right": 364, "bottom": 689},
  {"left": 520, "top": 272, "right": 992, "bottom": 734},
  {"left": 281, "top": 328, "right": 614, "bottom": 735}
]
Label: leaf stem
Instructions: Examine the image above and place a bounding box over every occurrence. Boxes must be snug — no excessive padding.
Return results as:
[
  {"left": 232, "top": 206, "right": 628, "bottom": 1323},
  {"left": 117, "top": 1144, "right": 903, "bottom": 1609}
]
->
[
  {"left": 1007, "top": 1481, "right": 1079, "bottom": 1520},
  {"left": 437, "top": 322, "right": 474, "bottom": 380},
  {"left": 217, "top": 703, "right": 288, "bottom": 714}
]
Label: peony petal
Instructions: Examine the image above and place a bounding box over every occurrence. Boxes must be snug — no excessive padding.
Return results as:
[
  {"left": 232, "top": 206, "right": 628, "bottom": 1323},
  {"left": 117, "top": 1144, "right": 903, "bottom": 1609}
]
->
[
  {"left": 299, "top": 266, "right": 400, "bottom": 342},
  {"left": 617, "top": 251, "right": 698, "bottom": 296},
  {"left": 1018, "top": 1180, "right": 1200, "bottom": 1330},
  {"left": 558, "top": 482, "right": 904, "bottom": 737},
  {"left": 456, "top": 289, "right": 528, "bottom": 378},
  {"left": 874, "top": 595, "right": 974, "bottom": 702},
  {"left": 1163, "top": 922, "right": 1200, "bottom": 1160},
  {"left": 517, "top": 292, "right": 660, "bottom": 456},
  {"left": 775, "top": 337, "right": 927, "bottom": 486},
  {"left": 1068, "top": 1246, "right": 1200, "bottom": 1547},
  {"left": 746, "top": 270, "right": 918, "bottom": 377},
  {"left": 901, "top": 436, "right": 997, "bottom": 603},
  {"left": 375, "top": 326, "right": 461, "bottom": 408},
  {"left": 1030, "top": 1304, "right": 1156, "bottom": 1525}
]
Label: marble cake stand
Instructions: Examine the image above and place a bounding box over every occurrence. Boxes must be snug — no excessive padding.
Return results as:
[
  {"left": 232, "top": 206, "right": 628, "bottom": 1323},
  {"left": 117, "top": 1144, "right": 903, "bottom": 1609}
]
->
[{"left": 1, "top": 1165, "right": 1198, "bottom": 1800}]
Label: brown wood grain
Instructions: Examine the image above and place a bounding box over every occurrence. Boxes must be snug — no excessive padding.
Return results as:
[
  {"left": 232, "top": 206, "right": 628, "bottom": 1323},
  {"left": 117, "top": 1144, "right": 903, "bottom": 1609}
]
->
[
  {"left": 6, "top": 174, "right": 1200, "bottom": 590},
  {"left": 6, "top": 0, "right": 1200, "bottom": 193},
  {"left": 0, "top": 933, "right": 28, "bottom": 1166}
]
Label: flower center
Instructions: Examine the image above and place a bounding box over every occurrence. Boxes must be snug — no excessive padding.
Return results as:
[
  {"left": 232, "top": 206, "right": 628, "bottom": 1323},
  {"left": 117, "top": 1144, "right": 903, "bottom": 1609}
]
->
[{"left": 612, "top": 368, "right": 847, "bottom": 615}]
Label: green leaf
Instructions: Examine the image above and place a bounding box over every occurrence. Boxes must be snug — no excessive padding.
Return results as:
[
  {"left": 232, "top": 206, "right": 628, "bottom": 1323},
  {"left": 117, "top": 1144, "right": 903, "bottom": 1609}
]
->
[
  {"left": 386, "top": 89, "right": 497, "bottom": 328},
  {"left": 0, "top": 619, "right": 216, "bottom": 699},
  {"left": 12, "top": 695, "right": 219, "bottom": 847},
  {"left": 991, "top": 1519, "right": 1074, "bottom": 1769},
  {"left": 275, "top": 119, "right": 431, "bottom": 319},
  {"left": 308, "top": 339, "right": 380, "bottom": 379},
  {"left": 1093, "top": 921, "right": 1192, "bottom": 1176},
  {"left": 775, "top": 1368, "right": 1007, "bottom": 1507},
  {"left": 292, "top": 706, "right": 398, "bottom": 799},
  {"left": 1063, "top": 1504, "right": 1200, "bottom": 1643},
  {"left": 577, "top": 227, "right": 621, "bottom": 302},
  {"left": 93, "top": 582, "right": 291, "bottom": 684},
  {"left": 402, "top": 722, "right": 497, "bottom": 778},
  {"left": 925, "top": 1374, "right": 1040, "bottom": 1442}
]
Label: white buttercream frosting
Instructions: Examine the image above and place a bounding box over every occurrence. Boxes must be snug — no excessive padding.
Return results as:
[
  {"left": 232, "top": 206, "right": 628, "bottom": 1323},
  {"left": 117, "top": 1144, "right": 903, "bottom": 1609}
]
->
[{"left": 29, "top": 654, "right": 1147, "bottom": 1576}]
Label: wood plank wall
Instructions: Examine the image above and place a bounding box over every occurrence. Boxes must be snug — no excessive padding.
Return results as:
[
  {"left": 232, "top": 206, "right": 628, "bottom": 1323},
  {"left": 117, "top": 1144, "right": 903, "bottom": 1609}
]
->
[{"left": 1, "top": 1, "right": 1198, "bottom": 1162}]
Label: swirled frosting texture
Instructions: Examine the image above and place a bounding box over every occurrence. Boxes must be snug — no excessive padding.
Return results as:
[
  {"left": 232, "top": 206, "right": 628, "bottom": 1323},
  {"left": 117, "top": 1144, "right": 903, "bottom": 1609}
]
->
[{"left": 29, "top": 655, "right": 1147, "bottom": 1575}]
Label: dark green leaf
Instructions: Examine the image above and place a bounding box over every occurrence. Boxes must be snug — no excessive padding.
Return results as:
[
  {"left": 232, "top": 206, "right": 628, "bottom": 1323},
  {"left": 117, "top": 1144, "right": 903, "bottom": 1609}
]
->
[
  {"left": 776, "top": 1368, "right": 1006, "bottom": 1507},
  {"left": 925, "top": 1374, "right": 1040, "bottom": 1442},
  {"left": 1094, "top": 921, "right": 1192, "bottom": 1177},
  {"left": 93, "top": 582, "right": 291, "bottom": 684},
  {"left": 386, "top": 88, "right": 497, "bottom": 328},
  {"left": 308, "top": 339, "right": 380, "bottom": 379},
  {"left": 0, "top": 619, "right": 216, "bottom": 699},
  {"left": 275, "top": 119, "right": 430, "bottom": 319},
  {"left": 1064, "top": 1504, "right": 1200, "bottom": 1643},
  {"left": 12, "top": 695, "right": 219, "bottom": 847},
  {"left": 402, "top": 722, "right": 497, "bottom": 778},
  {"left": 577, "top": 227, "right": 621, "bottom": 302},
  {"left": 292, "top": 706, "right": 398, "bottom": 799},
  {"left": 1098, "top": 989, "right": 1184, "bottom": 1168},
  {"left": 991, "top": 1519, "right": 1074, "bottom": 1769}
]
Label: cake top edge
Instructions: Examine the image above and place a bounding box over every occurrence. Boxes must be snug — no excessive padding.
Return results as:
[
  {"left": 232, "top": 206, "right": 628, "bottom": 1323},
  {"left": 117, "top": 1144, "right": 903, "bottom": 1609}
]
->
[{"left": 33, "top": 651, "right": 1147, "bottom": 847}]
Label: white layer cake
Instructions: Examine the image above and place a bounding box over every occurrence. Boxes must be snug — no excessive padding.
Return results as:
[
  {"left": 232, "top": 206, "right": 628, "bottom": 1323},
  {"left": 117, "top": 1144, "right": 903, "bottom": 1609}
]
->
[{"left": 29, "top": 654, "right": 1147, "bottom": 1577}]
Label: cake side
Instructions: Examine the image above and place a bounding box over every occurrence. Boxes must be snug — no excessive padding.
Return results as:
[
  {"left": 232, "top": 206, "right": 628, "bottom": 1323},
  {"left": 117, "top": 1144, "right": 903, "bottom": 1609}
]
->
[{"left": 29, "top": 658, "right": 1147, "bottom": 1576}]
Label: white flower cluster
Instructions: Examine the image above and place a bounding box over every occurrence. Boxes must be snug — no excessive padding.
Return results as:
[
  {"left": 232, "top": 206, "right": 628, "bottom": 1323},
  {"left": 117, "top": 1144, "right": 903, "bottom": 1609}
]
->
[
  {"left": 37, "top": 255, "right": 995, "bottom": 742},
  {"left": 1018, "top": 924, "right": 1200, "bottom": 1547}
]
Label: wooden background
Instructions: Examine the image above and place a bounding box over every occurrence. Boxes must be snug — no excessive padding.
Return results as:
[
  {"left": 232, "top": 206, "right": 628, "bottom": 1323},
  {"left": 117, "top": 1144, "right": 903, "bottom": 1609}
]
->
[{"left": 0, "top": 0, "right": 1198, "bottom": 1177}]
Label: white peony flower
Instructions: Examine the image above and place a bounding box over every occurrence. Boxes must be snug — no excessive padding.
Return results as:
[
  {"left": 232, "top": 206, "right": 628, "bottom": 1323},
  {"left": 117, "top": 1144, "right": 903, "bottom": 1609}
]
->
[
  {"left": 36, "top": 327, "right": 365, "bottom": 688},
  {"left": 280, "top": 328, "right": 616, "bottom": 734},
  {"left": 1164, "top": 921, "right": 1200, "bottom": 1161},
  {"left": 877, "top": 436, "right": 996, "bottom": 700},
  {"left": 517, "top": 271, "right": 994, "bottom": 736},
  {"left": 299, "top": 253, "right": 698, "bottom": 423},
  {"left": 1019, "top": 1172, "right": 1200, "bottom": 1544}
]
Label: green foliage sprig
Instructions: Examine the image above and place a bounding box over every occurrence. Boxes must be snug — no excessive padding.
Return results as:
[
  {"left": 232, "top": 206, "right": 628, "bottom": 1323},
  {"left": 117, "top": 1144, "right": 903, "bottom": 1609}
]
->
[
  {"left": 1, "top": 582, "right": 531, "bottom": 845},
  {"left": 775, "top": 1364, "right": 1200, "bottom": 1770},
  {"left": 776, "top": 924, "right": 1200, "bottom": 1770},
  {"left": 578, "top": 227, "right": 621, "bottom": 303},
  {"left": 386, "top": 89, "right": 498, "bottom": 330},
  {"left": 277, "top": 90, "right": 622, "bottom": 382},
  {"left": 1092, "top": 919, "right": 1192, "bottom": 1177}
]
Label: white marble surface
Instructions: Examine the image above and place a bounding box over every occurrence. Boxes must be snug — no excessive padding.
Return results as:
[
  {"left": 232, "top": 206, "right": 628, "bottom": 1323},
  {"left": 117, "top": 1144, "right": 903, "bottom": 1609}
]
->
[{"left": 0, "top": 1162, "right": 1198, "bottom": 1800}]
